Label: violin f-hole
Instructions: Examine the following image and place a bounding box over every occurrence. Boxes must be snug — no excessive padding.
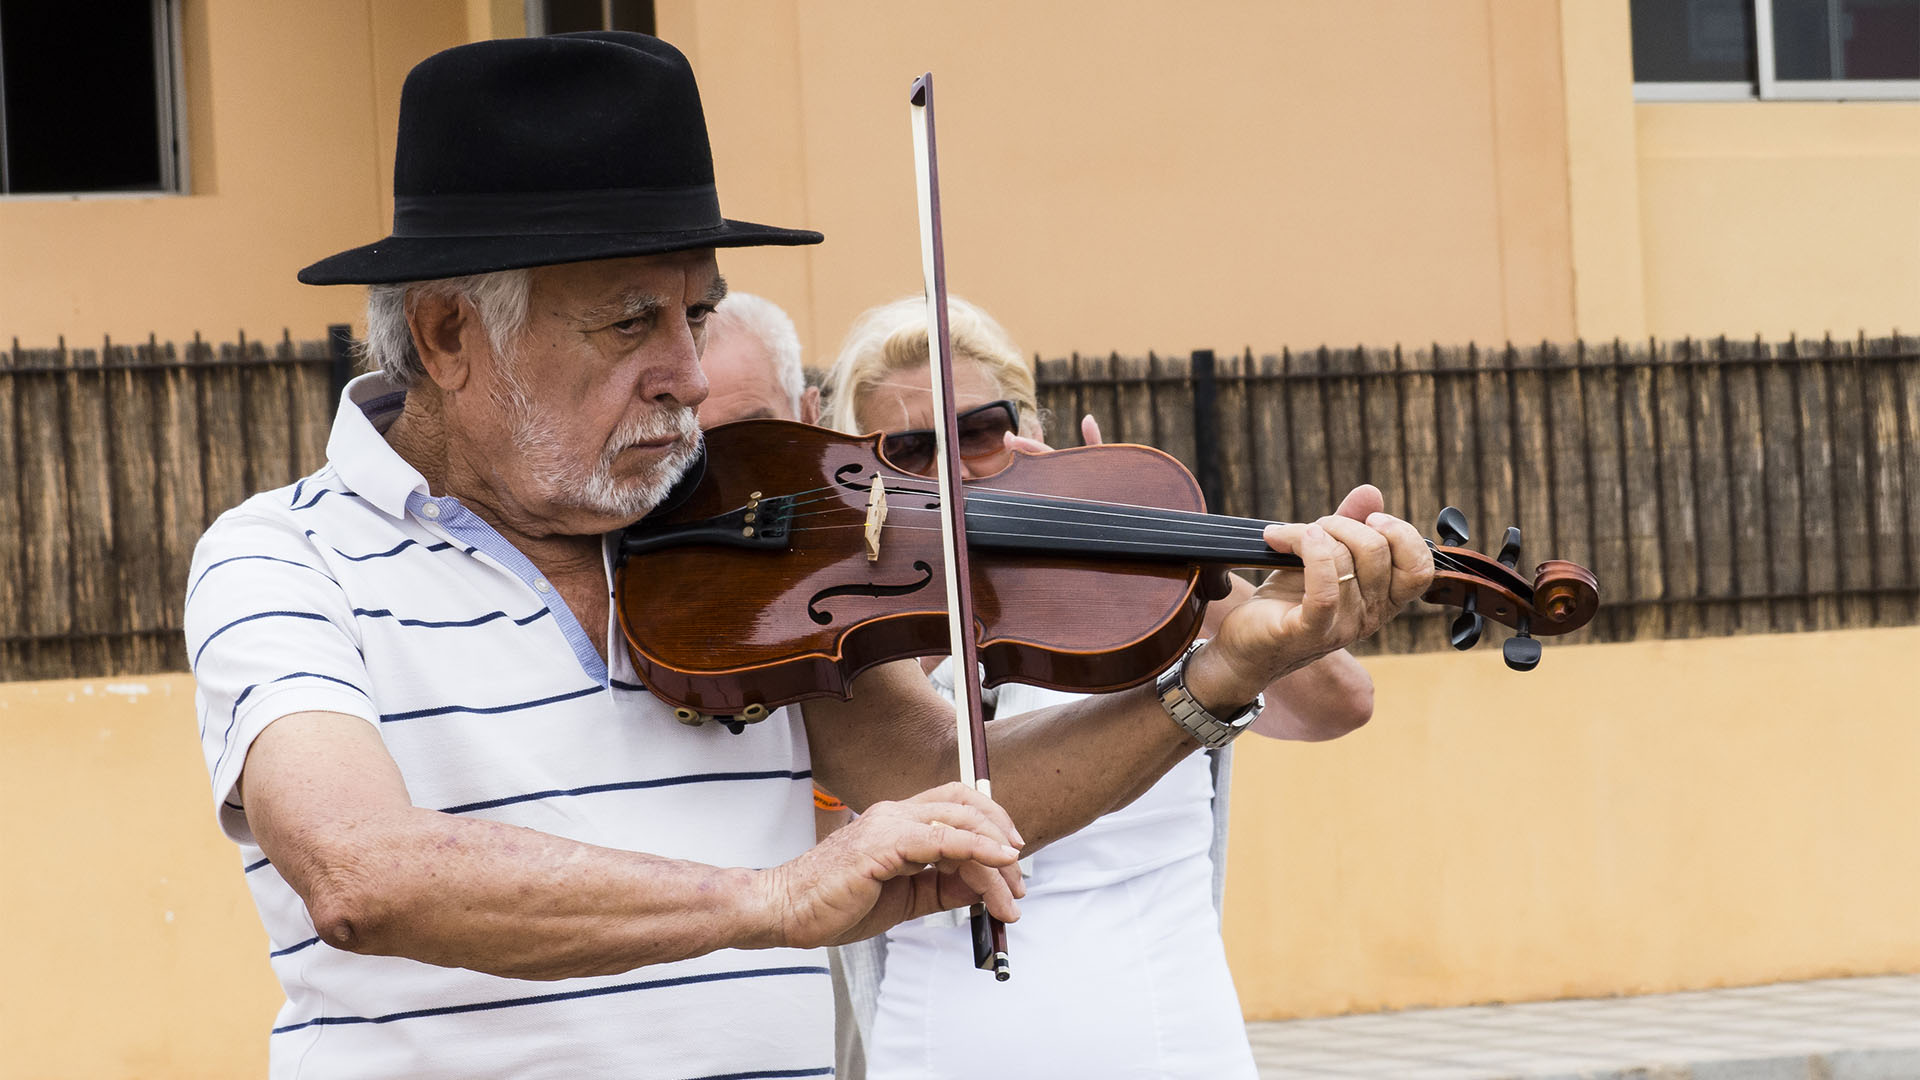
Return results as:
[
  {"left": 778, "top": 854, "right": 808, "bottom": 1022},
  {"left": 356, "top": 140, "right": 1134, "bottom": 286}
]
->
[{"left": 806, "top": 561, "right": 937, "bottom": 625}]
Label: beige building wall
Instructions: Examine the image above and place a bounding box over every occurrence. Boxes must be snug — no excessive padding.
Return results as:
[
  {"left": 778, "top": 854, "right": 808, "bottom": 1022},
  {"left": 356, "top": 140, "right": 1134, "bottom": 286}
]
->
[
  {"left": 4, "top": 1, "right": 1580, "bottom": 373},
  {"left": 10, "top": 628, "right": 1920, "bottom": 1072},
  {"left": 1636, "top": 103, "right": 1920, "bottom": 342},
  {"left": 1557, "top": 0, "right": 1649, "bottom": 341},
  {"left": 3, "top": 676, "right": 278, "bottom": 1079},
  {"left": 1222, "top": 627, "right": 1920, "bottom": 1019},
  {"left": 669, "top": 0, "right": 1579, "bottom": 373},
  {"left": 5, "top": 3, "right": 1917, "bottom": 363}
]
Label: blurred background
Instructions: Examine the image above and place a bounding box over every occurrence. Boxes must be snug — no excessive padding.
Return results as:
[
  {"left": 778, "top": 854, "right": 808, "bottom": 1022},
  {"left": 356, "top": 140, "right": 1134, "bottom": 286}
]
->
[{"left": 4, "top": 2, "right": 1919, "bottom": 1076}]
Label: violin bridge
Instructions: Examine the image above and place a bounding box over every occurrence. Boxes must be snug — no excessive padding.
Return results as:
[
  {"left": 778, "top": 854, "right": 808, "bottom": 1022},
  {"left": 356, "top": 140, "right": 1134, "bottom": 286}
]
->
[{"left": 865, "top": 475, "right": 889, "bottom": 561}]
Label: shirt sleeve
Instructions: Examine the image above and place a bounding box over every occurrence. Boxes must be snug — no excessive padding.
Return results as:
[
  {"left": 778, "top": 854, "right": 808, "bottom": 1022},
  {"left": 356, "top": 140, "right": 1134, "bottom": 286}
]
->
[{"left": 184, "top": 503, "right": 379, "bottom": 844}]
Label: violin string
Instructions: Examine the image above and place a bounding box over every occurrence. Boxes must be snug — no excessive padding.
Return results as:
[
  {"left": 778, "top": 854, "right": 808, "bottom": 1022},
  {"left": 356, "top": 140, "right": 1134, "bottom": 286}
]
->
[
  {"left": 746, "top": 481, "right": 1489, "bottom": 578},
  {"left": 874, "top": 476, "right": 1298, "bottom": 526},
  {"left": 777, "top": 516, "right": 1485, "bottom": 578},
  {"left": 778, "top": 498, "right": 1266, "bottom": 541},
  {"left": 764, "top": 472, "right": 1295, "bottom": 528},
  {"left": 779, "top": 500, "right": 1490, "bottom": 576},
  {"left": 779, "top": 499, "right": 1286, "bottom": 549},
  {"left": 776, "top": 483, "right": 1286, "bottom": 536},
  {"left": 764, "top": 496, "right": 1486, "bottom": 577},
  {"left": 763, "top": 471, "right": 1502, "bottom": 575}
]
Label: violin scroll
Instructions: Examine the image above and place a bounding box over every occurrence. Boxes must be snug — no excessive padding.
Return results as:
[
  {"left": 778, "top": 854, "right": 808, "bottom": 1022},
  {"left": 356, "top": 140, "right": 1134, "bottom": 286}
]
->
[{"left": 1421, "top": 508, "right": 1599, "bottom": 672}]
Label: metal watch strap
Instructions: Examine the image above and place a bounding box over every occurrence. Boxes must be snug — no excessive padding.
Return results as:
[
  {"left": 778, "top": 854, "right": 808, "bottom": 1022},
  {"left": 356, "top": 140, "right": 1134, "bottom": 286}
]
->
[{"left": 1155, "top": 639, "right": 1263, "bottom": 750}]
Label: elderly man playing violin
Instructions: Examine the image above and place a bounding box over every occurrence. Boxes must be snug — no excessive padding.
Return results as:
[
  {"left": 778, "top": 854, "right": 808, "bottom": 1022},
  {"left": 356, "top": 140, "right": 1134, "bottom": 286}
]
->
[{"left": 184, "top": 33, "right": 1434, "bottom": 1080}]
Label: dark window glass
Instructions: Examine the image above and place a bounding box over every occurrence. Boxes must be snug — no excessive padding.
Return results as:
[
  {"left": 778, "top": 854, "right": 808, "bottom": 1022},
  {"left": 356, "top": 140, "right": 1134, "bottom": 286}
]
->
[
  {"left": 541, "top": 1, "right": 654, "bottom": 36},
  {"left": 1633, "top": 0, "right": 1758, "bottom": 81},
  {"left": 609, "top": 0, "right": 654, "bottom": 34},
  {"left": 1772, "top": 0, "right": 1920, "bottom": 79},
  {"left": 542, "top": 0, "right": 606, "bottom": 34},
  {"left": 0, "top": 0, "right": 171, "bottom": 194}
]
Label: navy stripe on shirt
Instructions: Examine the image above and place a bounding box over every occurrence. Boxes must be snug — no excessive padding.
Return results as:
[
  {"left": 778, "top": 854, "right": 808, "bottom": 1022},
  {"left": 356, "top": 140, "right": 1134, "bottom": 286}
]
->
[
  {"left": 352, "top": 606, "right": 550, "bottom": 629},
  {"left": 186, "top": 555, "right": 338, "bottom": 607},
  {"left": 193, "top": 610, "right": 335, "bottom": 669},
  {"left": 379, "top": 684, "right": 603, "bottom": 723},
  {"left": 268, "top": 964, "right": 829, "bottom": 1035},
  {"left": 306, "top": 536, "right": 454, "bottom": 562},
  {"left": 683, "top": 1060, "right": 833, "bottom": 1068},
  {"left": 270, "top": 936, "right": 320, "bottom": 958},
  {"left": 211, "top": 670, "right": 371, "bottom": 779},
  {"left": 291, "top": 487, "right": 363, "bottom": 511},
  {"left": 440, "top": 769, "right": 814, "bottom": 815}
]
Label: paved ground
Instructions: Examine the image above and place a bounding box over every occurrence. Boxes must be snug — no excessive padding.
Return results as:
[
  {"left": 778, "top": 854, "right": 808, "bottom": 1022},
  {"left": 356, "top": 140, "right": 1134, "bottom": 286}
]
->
[{"left": 1246, "top": 974, "right": 1920, "bottom": 1079}]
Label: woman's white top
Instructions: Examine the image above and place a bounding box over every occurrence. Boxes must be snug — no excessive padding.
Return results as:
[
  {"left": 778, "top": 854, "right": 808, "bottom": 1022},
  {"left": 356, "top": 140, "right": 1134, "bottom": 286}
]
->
[{"left": 852, "top": 661, "right": 1256, "bottom": 1079}]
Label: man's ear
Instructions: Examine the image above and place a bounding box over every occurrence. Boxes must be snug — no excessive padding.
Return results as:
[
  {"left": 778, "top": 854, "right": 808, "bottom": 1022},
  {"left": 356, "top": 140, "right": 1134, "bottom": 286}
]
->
[
  {"left": 406, "top": 291, "right": 474, "bottom": 392},
  {"left": 799, "top": 385, "right": 823, "bottom": 426}
]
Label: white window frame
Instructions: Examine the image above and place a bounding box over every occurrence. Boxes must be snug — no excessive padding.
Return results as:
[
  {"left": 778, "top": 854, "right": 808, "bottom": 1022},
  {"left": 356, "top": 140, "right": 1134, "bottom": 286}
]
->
[
  {"left": 1634, "top": 0, "right": 1920, "bottom": 101},
  {"left": 0, "top": 0, "right": 188, "bottom": 199}
]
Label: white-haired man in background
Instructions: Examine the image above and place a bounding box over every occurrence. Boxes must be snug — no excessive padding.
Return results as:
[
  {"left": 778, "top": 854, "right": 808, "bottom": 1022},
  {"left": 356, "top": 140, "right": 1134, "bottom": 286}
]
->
[{"left": 699, "top": 292, "right": 821, "bottom": 427}]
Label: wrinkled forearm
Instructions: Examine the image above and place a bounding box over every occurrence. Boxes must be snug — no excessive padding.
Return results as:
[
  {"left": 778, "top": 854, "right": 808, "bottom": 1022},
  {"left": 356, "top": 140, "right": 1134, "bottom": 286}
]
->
[{"left": 284, "top": 809, "right": 775, "bottom": 980}]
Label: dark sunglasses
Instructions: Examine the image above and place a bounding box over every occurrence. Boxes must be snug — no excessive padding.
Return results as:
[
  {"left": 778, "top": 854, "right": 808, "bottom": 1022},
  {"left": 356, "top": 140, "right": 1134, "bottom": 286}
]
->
[{"left": 880, "top": 399, "right": 1021, "bottom": 477}]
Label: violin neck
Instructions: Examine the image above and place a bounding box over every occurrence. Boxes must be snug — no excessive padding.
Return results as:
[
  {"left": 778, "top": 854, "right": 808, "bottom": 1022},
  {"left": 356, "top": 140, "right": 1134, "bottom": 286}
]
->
[{"left": 963, "top": 490, "right": 1302, "bottom": 569}]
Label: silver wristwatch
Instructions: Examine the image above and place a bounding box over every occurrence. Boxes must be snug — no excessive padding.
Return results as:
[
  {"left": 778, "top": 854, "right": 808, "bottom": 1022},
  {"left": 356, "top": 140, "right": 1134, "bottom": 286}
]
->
[{"left": 1155, "top": 639, "right": 1263, "bottom": 749}]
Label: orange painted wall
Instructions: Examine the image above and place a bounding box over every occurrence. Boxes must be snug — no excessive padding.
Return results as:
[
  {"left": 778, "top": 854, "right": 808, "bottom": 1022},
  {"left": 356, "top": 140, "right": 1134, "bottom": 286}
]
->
[
  {"left": 667, "top": 0, "right": 1578, "bottom": 373},
  {"left": 1, "top": 676, "right": 277, "bottom": 1079},
  {"left": 1222, "top": 627, "right": 1920, "bottom": 1018},
  {"left": 1636, "top": 102, "right": 1920, "bottom": 342},
  {"left": 0, "top": 1, "right": 1583, "bottom": 369}
]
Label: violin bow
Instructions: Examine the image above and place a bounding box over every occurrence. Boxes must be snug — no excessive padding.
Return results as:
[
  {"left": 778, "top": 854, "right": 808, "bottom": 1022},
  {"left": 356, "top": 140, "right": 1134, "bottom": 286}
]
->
[{"left": 909, "top": 71, "right": 1010, "bottom": 982}]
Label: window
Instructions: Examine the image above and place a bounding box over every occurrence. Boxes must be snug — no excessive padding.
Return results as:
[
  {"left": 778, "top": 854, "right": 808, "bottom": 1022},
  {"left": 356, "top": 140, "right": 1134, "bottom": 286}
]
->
[
  {"left": 0, "top": 0, "right": 184, "bottom": 195},
  {"left": 1632, "top": 0, "right": 1920, "bottom": 100},
  {"left": 527, "top": 0, "right": 655, "bottom": 37}
]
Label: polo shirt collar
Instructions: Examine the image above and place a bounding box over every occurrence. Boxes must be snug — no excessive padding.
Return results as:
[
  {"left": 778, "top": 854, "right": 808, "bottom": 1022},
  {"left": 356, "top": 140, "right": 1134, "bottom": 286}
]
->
[{"left": 327, "top": 372, "right": 431, "bottom": 519}]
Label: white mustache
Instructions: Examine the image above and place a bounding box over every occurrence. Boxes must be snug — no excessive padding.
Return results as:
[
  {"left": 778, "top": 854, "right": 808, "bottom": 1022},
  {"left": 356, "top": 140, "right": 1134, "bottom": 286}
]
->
[{"left": 603, "top": 407, "right": 697, "bottom": 460}]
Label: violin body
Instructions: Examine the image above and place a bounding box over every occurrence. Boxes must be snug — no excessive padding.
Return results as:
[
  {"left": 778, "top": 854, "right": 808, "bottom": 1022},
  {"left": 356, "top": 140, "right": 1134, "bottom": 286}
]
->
[{"left": 616, "top": 420, "right": 1210, "bottom": 717}]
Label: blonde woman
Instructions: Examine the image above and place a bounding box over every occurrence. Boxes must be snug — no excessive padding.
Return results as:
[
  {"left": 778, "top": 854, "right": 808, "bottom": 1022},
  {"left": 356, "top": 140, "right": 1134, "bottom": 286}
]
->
[{"left": 825, "top": 297, "right": 1376, "bottom": 1080}]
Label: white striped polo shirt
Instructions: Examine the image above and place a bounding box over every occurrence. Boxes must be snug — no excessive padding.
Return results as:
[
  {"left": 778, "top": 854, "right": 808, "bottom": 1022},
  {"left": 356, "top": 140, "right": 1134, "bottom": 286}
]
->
[{"left": 186, "top": 373, "right": 829, "bottom": 1080}]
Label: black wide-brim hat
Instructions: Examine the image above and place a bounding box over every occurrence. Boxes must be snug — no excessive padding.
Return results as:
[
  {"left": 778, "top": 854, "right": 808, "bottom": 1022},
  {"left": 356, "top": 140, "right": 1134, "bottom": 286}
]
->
[{"left": 298, "top": 32, "right": 821, "bottom": 286}]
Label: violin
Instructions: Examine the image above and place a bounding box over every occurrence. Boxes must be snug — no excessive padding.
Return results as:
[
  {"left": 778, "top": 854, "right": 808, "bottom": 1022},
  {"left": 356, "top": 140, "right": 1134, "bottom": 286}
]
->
[
  {"left": 612, "top": 420, "right": 1601, "bottom": 724},
  {"left": 616, "top": 69, "right": 1595, "bottom": 985}
]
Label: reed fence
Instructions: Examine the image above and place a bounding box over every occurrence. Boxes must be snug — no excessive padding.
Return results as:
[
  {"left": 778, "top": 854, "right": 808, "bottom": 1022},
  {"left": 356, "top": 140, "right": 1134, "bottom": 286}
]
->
[
  {"left": 1035, "top": 334, "right": 1920, "bottom": 658},
  {"left": 1, "top": 332, "right": 342, "bottom": 681},
  {"left": 3, "top": 331, "right": 1916, "bottom": 681}
]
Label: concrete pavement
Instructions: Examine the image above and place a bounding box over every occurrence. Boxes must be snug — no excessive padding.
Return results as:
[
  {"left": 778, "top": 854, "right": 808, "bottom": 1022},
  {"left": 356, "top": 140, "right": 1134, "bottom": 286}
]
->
[{"left": 1246, "top": 973, "right": 1920, "bottom": 1079}]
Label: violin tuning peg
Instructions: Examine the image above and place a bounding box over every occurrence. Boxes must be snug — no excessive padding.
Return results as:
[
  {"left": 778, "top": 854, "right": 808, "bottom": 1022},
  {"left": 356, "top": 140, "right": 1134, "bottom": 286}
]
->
[
  {"left": 1448, "top": 593, "right": 1482, "bottom": 650},
  {"left": 1449, "top": 611, "right": 1484, "bottom": 651},
  {"left": 1435, "top": 506, "right": 1469, "bottom": 547},
  {"left": 1503, "top": 633, "right": 1541, "bottom": 672},
  {"left": 1496, "top": 526, "right": 1522, "bottom": 570}
]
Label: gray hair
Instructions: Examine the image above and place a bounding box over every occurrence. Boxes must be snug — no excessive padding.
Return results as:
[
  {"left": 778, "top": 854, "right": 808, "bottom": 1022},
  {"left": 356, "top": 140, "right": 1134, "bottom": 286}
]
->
[
  {"left": 710, "top": 291, "right": 805, "bottom": 415},
  {"left": 360, "top": 269, "right": 534, "bottom": 386}
]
